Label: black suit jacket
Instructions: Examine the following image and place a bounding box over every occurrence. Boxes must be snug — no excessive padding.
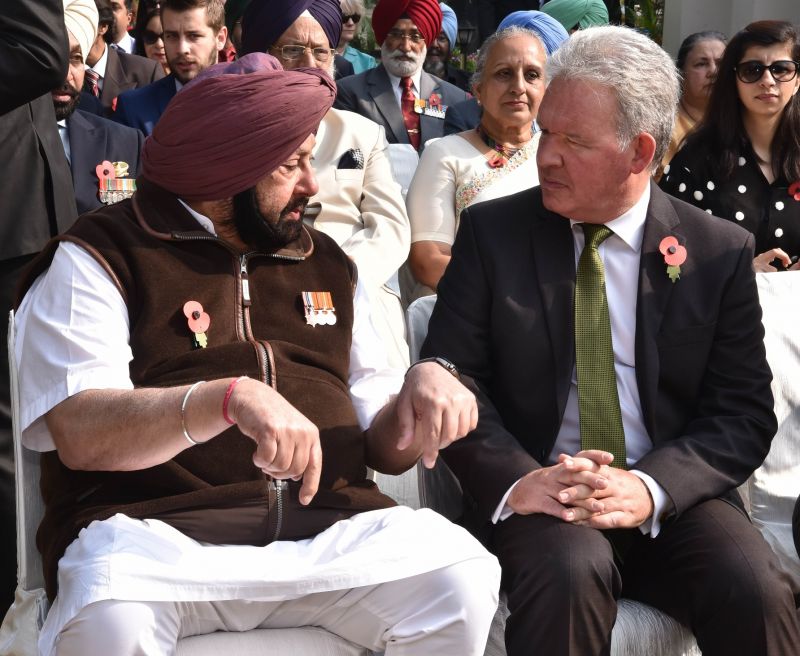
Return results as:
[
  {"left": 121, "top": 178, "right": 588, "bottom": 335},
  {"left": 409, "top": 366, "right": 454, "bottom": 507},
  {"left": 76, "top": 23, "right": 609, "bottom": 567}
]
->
[
  {"left": 443, "top": 97, "right": 481, "bottom": 136},
  {"left": 0, "top": 0, "right": 76, "bottom": 261},
  {"left": 86, "top": 46, "right": 164, "bottom": 114},
  {"left": 334, "top": 65, "right": 469, "bottom": 150},
  {"left": 422, "top": 184, "right": 776, "bottom": 527},
  {"left": 66, "top": 109, "right": 144, "bottom": 215}
]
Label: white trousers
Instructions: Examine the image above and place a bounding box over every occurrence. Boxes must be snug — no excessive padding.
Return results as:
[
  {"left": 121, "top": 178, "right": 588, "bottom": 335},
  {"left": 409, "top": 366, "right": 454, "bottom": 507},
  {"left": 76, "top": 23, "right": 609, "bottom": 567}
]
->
[{"left": 54, "top": 559, "right": 500, "bottom": 656}]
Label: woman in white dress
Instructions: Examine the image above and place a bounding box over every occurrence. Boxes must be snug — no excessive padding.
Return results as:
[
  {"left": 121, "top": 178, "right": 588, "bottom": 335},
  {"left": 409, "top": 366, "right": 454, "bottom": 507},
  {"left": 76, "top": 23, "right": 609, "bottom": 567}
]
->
[{"left": 406, "top": 25, "right": 548, "bottom": 298}]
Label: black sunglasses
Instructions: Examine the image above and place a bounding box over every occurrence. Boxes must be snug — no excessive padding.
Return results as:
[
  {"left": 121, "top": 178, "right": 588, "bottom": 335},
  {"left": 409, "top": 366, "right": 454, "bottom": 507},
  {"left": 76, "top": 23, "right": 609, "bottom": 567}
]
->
[
  {"left": 734, "top": 60, "right": 799, "bottom": 84},
  {"left": 342, "top": 14, "right": 361, "bottom": 24},
  {"left": 142, "top": 29, "right": 164, "bottom": 46}
]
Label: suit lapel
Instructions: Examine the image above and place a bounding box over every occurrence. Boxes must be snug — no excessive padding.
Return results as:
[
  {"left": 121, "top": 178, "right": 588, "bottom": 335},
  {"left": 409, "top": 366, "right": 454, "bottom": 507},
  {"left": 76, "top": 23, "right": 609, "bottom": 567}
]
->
[
  {"left": 157, "top": 76, "right": 178, "bottom": 115},
  {"left": 635, "top": 183, "right": 684, "bottom": 440},
  {"left": 368, "top": 67, "right": 409, "bottom": 145},
  {"left": 418, "top": 71, "right": 441, "bottom": 145},
  {"left": 101, "top": 46, "right": 122, "bottom": 104},
  {"left": 67, "top": 110, "right": 105, "bottom": 211},
  {"left": 530, "top": 190, "right": 577, "bottom": 415}
]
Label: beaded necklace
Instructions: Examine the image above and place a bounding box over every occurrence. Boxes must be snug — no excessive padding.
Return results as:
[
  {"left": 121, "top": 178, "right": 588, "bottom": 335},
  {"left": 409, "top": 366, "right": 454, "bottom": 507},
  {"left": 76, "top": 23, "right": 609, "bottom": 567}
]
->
[{"left": 475, "top": 123, "right": 530, "bottom": 168}]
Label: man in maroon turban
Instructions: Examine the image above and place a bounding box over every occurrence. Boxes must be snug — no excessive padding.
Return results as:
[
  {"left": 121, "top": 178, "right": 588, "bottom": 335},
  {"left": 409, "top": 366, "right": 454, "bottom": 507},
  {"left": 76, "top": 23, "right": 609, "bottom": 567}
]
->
[
  {"left": 334, "top": 0, "right": 469, "bottom": 151},
  {"left": 14, "top": 53, "right": 500, "bottom": 654}
]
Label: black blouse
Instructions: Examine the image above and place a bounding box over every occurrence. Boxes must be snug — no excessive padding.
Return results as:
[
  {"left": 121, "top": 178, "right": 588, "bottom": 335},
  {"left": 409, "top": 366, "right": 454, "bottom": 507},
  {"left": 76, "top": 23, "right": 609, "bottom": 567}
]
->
[{"left": 659, "top": 138, "right": 800, "bottom": 264}]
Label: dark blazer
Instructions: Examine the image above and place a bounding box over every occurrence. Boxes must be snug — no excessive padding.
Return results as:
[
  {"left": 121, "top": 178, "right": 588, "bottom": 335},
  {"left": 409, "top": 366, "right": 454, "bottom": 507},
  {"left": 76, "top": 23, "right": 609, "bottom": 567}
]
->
[
  {"left": 85, "top": 46, "right": 163, "bottom": 115},
  {"left": 443, "top": 97, "right": 481, "bottom": 136},
  {"left": 422, "top": 183, "right": 776, "bottom": 529},
  {"left": 66, "top": 109, "right": 144, "bottom": 215},
  {"left": 113, "top": 74, "right": 178, "bottom": 136},
  {"left": 334, "top": 54, "right": 354, "bottom": 80},
  {"left": 334, "top": 65, "right": 469, "bottom": 150}
]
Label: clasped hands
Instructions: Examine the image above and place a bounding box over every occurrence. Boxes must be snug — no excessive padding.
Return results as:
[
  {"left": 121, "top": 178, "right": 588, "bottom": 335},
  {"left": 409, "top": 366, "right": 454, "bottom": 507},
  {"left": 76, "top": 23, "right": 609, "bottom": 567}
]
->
[
  {"left": 507, "top": 450, "right": 654, "bottom": 529},
  {"left": 226, "top": 364, "right": 477, "bottom": 507}
]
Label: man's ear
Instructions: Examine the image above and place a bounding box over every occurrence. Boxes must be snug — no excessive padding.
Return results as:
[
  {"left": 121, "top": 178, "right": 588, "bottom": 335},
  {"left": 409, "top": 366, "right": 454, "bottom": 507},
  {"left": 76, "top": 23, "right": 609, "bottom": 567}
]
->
[
  {"left": 629, "top": 132, "right": 656, "bottom": 175},
  {"left": 216, "top": 25, "right": 229, "bottom": 51}
]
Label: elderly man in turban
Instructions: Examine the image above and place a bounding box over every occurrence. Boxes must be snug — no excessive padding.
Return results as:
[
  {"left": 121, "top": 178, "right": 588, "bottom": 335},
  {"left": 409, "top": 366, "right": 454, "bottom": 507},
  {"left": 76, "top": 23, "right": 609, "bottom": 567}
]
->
[
  {"left": 423, "top": 2, "right": 470, "bottom": 92},
  {"left": 242, "top": 0, "right": 412, "bottom": 371},
  {"left": 335, "top": 0, "right": 469, "bottom": 150},
  {"left": 540, "top": 0, "right": 608, "bottom": 33},
  {"left": 14, "top": 53, "right": 500, "bottom": 655}
]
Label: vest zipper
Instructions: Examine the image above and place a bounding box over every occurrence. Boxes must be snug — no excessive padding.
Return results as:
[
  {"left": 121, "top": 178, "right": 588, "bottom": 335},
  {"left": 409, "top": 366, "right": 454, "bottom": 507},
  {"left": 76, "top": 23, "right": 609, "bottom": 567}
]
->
[{"left": 272, "top": 479, "right": 287, "bottom": 541}]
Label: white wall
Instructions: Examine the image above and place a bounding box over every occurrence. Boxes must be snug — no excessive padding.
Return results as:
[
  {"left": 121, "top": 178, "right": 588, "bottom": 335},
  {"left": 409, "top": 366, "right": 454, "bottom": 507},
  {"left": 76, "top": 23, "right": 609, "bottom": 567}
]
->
[{"left": 663, "top": 0, "right": 800, "bottom": 57}]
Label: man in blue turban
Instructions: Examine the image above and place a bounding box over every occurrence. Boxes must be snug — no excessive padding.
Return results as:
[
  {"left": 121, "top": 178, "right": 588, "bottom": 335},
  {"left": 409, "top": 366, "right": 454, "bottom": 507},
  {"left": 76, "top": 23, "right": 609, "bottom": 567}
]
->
[{"left": 423, "top": 2, "right": 470, "bottom": 92}]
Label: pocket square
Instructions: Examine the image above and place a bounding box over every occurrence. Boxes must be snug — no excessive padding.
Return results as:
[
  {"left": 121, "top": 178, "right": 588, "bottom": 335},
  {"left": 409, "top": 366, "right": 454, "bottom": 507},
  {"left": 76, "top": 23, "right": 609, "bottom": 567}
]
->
[{"left": 337, "top": 148, "right": 364, "bottom": 169}]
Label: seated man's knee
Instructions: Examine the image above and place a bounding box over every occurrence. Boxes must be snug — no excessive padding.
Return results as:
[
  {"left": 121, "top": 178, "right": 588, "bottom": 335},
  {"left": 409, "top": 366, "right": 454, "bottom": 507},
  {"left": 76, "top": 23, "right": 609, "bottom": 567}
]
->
[{"left": 56, "top": 599, "right": 180, "bottom": 656}]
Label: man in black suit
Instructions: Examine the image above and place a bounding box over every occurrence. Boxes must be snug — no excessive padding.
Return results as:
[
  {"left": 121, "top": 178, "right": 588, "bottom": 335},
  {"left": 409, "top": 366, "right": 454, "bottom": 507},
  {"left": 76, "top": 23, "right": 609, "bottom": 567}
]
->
[
  {"left": 422, "top": 25, "right": 800, "bottom": 656},
  {"left": 0, "top": 0, "right": 84, "bottom": 615},
  {"left": 334, "top": 0, "right": 468, "bottom": 151},
  {"left": 83, "top": 0, "right": 163, "bottom": 115},
  {"left": 52, "top": 30, "right": 144, "bottom": 215}
]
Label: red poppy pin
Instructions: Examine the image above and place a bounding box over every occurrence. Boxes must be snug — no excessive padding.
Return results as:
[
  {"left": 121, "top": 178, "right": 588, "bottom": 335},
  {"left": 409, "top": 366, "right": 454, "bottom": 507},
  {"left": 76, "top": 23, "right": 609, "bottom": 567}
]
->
[
  {"left": 789, "top": 181, "right": 800, "bottom": 201},
  {"left": 659, "top": 236, "right": 687, "bottom": 283}
]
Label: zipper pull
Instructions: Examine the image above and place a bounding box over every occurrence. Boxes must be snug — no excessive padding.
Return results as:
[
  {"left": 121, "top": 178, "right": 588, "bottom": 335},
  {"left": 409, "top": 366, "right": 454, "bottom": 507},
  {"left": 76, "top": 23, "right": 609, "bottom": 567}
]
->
[{"left": 240, "top": 256, "right": 251, "bottom": 306}]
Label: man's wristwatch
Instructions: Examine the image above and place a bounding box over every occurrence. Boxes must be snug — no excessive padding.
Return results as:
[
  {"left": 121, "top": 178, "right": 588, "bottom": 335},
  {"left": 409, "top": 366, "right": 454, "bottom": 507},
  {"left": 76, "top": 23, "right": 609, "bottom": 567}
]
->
[{"left": 406, "top": 356, "right": 460, "bottom": 380}]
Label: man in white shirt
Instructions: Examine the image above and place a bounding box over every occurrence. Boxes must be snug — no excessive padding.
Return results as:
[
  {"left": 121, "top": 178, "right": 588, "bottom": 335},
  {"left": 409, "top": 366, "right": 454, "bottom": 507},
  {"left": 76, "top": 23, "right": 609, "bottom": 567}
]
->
[
  {"left": 16, "top": 53, "right": 499, "bottom": 656},
  {"left": 422, "top": 25, "right": 800, "bottom": 656},
  {"left": 109, "top": 0, "right": 134, "bottom": 52}
]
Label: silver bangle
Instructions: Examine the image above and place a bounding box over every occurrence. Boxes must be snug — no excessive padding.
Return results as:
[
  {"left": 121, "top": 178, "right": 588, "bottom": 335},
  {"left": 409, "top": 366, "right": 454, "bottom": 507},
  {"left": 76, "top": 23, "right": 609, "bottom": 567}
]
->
[{"left": 181, "top": 381, "right": 207, "bottom": 446}]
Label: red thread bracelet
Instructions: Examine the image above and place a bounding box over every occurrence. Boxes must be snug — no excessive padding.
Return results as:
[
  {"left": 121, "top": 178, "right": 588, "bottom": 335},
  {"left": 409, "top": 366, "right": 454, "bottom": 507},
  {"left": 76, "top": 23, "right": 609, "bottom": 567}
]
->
[{"left": 222, "top": 376, "right": 247, "bottom": 425}]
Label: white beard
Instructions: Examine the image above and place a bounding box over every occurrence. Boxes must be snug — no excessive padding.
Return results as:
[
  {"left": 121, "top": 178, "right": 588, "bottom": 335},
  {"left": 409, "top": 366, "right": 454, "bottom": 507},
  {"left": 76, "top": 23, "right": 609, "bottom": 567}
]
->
[{"left": 381, "top": 42, "right": 427, "bottom": 78}]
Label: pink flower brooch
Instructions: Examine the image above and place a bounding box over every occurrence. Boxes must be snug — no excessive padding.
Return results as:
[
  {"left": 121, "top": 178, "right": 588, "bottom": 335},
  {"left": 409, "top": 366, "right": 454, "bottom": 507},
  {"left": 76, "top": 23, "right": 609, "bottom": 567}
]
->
[
  {"left": 789, "top": 181, "right": 800, "bottom": 201},
  {"left": 659, "top": 236, "right": 687, "bottom": 283}
]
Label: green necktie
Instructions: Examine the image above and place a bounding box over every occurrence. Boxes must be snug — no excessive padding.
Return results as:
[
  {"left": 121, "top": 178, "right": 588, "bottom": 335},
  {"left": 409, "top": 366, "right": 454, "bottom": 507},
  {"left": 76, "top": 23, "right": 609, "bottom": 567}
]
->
[{"left": 575, "top": 224, "right": 627, "bottom": 469}]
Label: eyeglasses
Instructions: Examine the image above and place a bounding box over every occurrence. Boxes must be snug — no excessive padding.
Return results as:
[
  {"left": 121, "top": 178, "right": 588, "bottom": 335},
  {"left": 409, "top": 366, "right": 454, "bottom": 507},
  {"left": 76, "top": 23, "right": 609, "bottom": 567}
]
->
[
  {"left": 386, "top": 29, "right": 425, "bottom": 44},
  {"left": 271, "top": 44, "right": 335, "bottom": 63},
  {"left": 142, "top": 29, "right": 164, "bottom": 46},
  {"left": 734, "top": 60, "right": 799, "bottom": 83},
  {"left": 342, "top": 14, "right": 361, "bottom": 24}
]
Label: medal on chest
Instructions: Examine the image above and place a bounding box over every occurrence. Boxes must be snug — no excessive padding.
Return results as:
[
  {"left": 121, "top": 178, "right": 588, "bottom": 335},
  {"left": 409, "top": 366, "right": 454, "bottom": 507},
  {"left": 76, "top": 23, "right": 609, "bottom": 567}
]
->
[{"left": 301, "top": 291, "right": 337, "bottom": 326}]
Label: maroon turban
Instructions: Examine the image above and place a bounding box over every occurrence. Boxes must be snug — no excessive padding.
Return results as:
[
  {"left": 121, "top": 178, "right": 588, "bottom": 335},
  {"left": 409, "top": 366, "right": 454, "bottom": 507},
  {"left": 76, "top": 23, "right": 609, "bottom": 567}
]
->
[
  {"left": 372, "top": 0, "right": 442, "bottom": 47},
  {"left": 240, "top": 0, "right": 343, "bottom": 55},
  {"left": 140, "top": 53, "right": 336, "bottom": 201}
]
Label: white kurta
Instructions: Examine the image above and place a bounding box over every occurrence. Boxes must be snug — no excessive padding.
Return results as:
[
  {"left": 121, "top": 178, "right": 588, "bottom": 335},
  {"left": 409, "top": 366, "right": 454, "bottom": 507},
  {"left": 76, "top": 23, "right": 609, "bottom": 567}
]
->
[{"left": 15, "top": 217, "right": 493, "bottom": 655}]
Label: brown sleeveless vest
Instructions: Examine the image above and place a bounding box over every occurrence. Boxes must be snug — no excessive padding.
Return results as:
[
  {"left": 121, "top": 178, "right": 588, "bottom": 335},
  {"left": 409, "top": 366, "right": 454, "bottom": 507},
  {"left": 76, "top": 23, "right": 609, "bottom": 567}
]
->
[{"left": 20, "top": 179, "right": 395, "bottom": 598}]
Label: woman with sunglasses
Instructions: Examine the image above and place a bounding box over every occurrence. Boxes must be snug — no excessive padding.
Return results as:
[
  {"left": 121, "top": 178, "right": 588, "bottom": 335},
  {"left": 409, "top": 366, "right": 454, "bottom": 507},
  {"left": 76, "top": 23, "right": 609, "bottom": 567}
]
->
[
  {"left": 660, "top": 20, "right": 800, "bottom": 272},
  {"left": 336, "top": 0, "right": 377, "bottom": 74},
  {"left": 133, "top": 1, "right": 169, "bottom": 74}
]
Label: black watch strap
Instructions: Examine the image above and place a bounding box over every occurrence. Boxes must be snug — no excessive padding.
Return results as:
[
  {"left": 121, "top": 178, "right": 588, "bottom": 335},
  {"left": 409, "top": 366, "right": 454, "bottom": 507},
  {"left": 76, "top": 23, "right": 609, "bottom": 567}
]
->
[{"left": 406, "top": 356, "right": 460, "bottom": 380}]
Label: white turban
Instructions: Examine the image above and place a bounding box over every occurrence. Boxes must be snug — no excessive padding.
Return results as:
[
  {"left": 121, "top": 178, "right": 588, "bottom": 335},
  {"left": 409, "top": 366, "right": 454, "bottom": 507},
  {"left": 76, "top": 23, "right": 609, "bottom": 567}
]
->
[{"left": 63, "top": 0, "right": 99, "bottom": 64}]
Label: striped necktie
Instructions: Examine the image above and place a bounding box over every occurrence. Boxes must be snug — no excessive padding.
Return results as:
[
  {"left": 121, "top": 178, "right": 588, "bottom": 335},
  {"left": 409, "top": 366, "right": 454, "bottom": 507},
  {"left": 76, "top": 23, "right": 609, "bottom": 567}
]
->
[{"left": 84, "top": 68, "right": 101, "bottom": 97}]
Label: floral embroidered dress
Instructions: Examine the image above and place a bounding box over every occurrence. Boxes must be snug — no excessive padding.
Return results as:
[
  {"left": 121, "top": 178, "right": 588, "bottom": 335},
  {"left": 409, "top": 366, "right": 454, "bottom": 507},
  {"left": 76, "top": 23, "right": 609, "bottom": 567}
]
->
[{"left": 660, "top": 138, "right": 800, "bottom": 262}]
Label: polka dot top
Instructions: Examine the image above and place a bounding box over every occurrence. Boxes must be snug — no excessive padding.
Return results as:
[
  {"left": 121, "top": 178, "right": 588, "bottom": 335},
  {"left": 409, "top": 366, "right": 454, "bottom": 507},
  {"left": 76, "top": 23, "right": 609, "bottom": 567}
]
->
[{"left": 659, "top": 138, "right": 800, "bottom": 263}]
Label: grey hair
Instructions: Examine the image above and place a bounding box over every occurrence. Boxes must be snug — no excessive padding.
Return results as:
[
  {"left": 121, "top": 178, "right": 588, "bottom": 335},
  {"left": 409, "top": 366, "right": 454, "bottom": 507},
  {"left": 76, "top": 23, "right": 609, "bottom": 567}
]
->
[
  {"left": 339, "top": 0, "right": 366, "bottom": 17},
  {"left": 470, "top": 26, "right": 546, "bottom": 90},
  {"left": 546, "top": 26, "right": 680, "bottom": 170}
]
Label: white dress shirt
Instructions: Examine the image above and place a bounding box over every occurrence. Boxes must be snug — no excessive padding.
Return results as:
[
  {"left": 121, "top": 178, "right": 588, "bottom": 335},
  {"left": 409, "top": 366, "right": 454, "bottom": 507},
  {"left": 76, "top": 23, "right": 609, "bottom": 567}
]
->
[
  {"left": 385, "top": 68, "right": 423, "bottom": 107},
  {"left": 493, "top": 185, "right": 670, "bottom": 536},
  {"left": 115, "top": 31, "right": 135, "bottom": 55},
  {"left": 15, "top": 204, "right": 405, "bottom": 452}
]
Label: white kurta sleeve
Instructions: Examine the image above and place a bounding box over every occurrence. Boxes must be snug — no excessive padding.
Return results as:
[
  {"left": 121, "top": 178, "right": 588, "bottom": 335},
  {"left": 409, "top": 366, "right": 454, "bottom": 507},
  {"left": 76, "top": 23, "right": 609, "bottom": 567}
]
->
[
  {"left": 348, "top": 279, "right": 404, "bottom": 430},
  {"left": 15, "top": 241, "right": 133, "bottom": 451}
]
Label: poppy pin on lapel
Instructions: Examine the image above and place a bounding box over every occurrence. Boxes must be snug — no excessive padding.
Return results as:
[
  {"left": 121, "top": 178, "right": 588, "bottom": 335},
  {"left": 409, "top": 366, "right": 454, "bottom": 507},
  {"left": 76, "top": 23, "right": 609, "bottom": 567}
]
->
[
  {"left": 183, "top": 300, "right": 210, "bottom": 348},
  {"left": 659, "top": 236, "right": 687, "bottom": 283}
]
